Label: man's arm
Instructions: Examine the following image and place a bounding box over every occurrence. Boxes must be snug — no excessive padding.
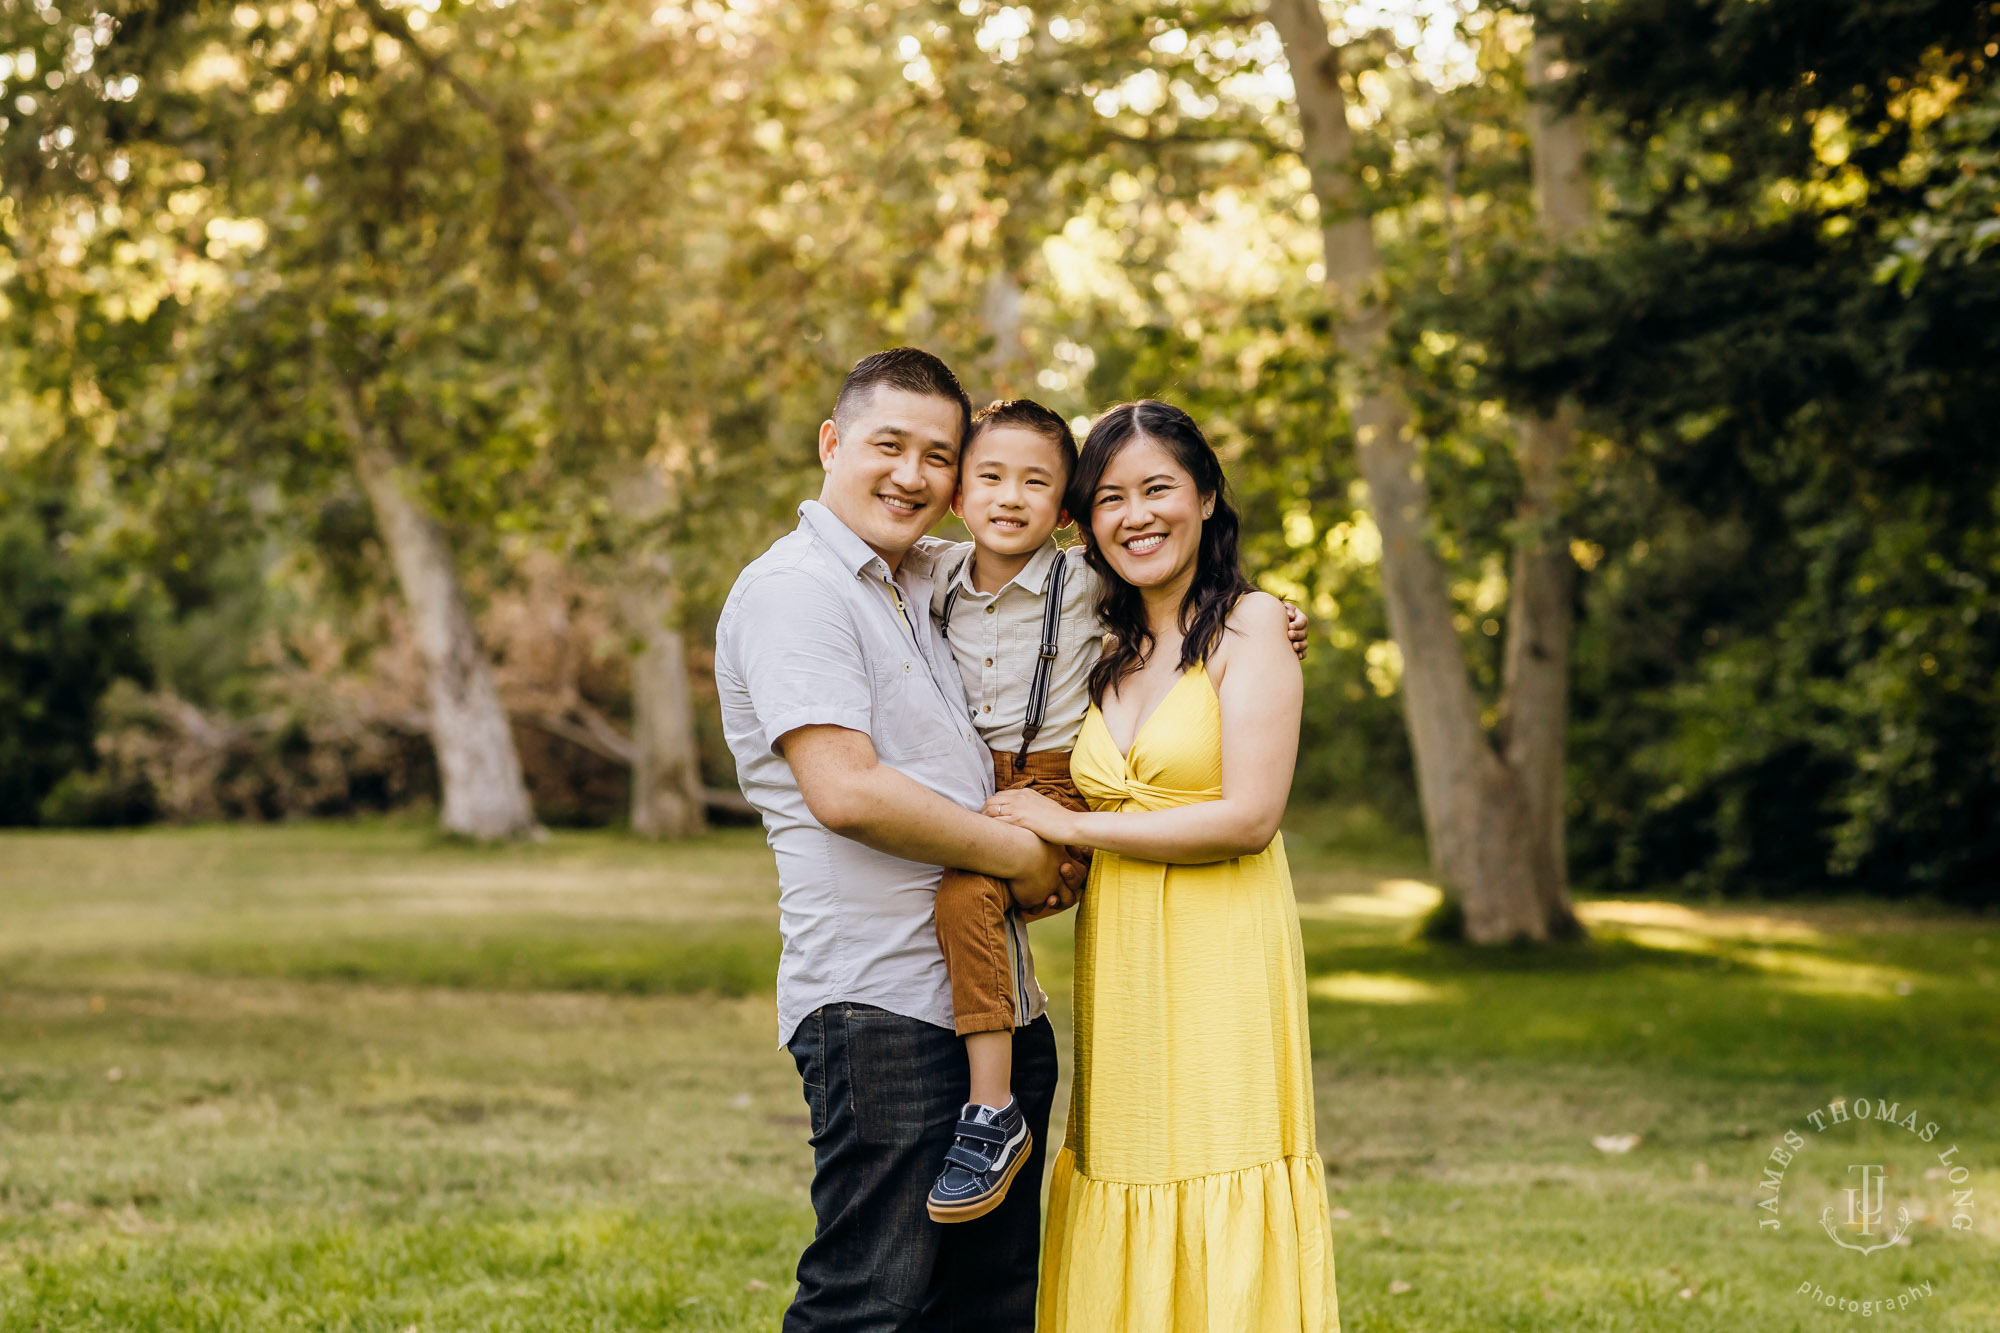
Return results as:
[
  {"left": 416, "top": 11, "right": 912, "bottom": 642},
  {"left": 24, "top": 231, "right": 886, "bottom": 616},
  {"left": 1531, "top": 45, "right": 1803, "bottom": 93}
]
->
[{"left": 780, "top": 724, "right": 1069, "bottom": 893}]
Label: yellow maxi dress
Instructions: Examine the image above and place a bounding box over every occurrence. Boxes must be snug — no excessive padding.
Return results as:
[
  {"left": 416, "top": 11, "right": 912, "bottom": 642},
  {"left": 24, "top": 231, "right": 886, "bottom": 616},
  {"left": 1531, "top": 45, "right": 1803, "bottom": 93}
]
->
[{"left": 1039, "top": 665, "right": 1338, "bottom": 1333}]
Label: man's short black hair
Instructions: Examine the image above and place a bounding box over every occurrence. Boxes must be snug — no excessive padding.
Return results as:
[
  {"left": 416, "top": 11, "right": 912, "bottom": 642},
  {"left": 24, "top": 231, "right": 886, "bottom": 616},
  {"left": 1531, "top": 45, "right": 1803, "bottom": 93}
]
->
[
  {"left": 832, "top": 348, "right": 973, "bottom": 445},
  {"left": 964, "top": 399, "right": 1080, "bottom": 482}
]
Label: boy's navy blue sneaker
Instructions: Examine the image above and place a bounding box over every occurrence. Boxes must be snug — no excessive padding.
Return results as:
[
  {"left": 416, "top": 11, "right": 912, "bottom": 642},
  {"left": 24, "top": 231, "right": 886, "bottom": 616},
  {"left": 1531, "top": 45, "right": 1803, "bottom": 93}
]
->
[{"left": 926, "top": 1098, "right": 1033, "bottom": 1223}]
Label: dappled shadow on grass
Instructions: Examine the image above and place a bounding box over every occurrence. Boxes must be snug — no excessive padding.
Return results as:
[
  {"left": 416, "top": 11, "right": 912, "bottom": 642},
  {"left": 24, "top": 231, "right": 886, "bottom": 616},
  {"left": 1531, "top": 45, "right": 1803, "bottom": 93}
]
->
[{"left": 1299, "top": 909, "right": 2000, "bottom": 1099}]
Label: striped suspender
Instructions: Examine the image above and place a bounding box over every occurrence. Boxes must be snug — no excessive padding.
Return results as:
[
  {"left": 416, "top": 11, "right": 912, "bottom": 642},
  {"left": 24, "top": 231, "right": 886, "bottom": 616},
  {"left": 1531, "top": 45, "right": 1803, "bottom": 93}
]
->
[
  {"left": 1015, "top": 553, "right": 1066, "bottom": 768},
  {"left": 937, "top": 565, "right": 965, "bottom": 633},
  {"left": 935, "top": 550, "right": 1067, "bottom": 770}
]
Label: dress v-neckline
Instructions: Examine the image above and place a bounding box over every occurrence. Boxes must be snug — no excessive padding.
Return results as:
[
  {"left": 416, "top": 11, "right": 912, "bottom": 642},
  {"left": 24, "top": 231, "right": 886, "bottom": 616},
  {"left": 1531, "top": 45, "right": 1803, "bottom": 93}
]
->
[{"left": 1101, "top": 664, "right": 1206, "bottom": 764}]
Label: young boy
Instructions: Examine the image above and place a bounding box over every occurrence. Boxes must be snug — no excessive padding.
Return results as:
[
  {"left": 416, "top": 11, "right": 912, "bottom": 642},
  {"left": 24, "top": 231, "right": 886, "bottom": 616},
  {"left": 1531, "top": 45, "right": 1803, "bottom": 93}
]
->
[{"left": 922, "top": 399, "right": 1306, "bottom": 1222}]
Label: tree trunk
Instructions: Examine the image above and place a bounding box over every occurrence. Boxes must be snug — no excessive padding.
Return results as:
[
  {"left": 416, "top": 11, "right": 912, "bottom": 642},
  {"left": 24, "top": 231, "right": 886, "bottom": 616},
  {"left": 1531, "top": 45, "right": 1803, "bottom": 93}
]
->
[
  {"left": 622, "top": 574, "right": 708, "bottom": 838},
  {"left": 981, "top": 267, "right": 1030, "bottom": 400},
  {"left": 340, "top": 397, "right": 539, "bottom": 840},
  {"left": 1268, "top": 0, "right": 1579, "bottom": 941},
  {"left": 609, "top": 462, "right": 707, "bottom": 838},
  {"left": 1499, "top": 36, "right": 1593, "bottom": 929}
]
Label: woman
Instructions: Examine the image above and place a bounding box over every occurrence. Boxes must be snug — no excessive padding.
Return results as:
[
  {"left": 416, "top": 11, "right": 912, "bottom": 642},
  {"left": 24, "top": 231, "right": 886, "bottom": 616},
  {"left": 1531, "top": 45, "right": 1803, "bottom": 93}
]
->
[{"left": 985, "top": 400, "right": 1338, "bottom": 1331}]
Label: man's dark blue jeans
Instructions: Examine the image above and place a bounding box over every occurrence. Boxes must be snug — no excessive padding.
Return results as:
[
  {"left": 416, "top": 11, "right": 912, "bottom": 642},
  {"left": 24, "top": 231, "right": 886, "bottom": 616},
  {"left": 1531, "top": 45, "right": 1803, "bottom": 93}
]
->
[{"left": 783, "top": 1004, "right": 1058, "bottom": 1332}]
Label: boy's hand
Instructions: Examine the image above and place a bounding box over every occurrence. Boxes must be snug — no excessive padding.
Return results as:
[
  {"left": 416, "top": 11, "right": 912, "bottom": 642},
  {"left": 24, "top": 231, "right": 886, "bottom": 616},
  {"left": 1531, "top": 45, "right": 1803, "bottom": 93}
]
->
[
  {"left": 1014, "top": 850, "right": 1086, "bottom": 921},
  {"left": 1284, "top": 600, "right": 1311, "bottom": 660}
]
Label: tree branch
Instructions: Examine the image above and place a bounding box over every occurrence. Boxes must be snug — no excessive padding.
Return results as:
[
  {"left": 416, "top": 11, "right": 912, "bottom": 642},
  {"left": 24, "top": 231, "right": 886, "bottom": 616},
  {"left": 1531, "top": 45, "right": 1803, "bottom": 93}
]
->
[
  {"left": 511, "top": 705, "right": 755, "bottom": 819},
  {"left": 353, "top": 0, "right": 588, "bottom": 256}
]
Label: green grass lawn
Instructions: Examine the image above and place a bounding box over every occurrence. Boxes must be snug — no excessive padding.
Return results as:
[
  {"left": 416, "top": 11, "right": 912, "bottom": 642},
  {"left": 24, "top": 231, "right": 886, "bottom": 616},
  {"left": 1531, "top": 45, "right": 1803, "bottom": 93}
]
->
[{"left": 1, "top": 820, "right": 1994, "bottom": 1331}]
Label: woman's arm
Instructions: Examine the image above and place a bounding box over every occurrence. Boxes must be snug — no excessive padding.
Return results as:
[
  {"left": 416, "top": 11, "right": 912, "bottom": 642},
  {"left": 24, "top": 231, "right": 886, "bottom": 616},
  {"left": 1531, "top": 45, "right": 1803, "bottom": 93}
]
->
[{"left": 988, "top": 593, "right": 1303, "bottom": 863}]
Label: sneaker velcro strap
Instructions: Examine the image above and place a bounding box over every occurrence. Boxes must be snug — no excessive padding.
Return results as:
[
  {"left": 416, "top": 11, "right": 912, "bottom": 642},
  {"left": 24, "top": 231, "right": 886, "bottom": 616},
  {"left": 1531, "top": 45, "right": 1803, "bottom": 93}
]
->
[
  {"left": 953, "top": 1119, "right": 1011, "bottom": 1146},
  {"left": 944, "top": 1142, "right": 996, "bottom": 1173}
]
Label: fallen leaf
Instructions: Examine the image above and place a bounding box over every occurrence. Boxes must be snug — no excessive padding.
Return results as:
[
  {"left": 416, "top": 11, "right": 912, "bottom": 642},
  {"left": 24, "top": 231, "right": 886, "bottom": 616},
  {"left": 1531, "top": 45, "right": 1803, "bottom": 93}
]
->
[
  {"left": 1389, "top": 1280, "right": 1413, "bottom": 1295},
  {"left": 104, "top": 1067, "right": 124, "bottom": 1083},
  {"left": 745, "top": 1278, "right": 770, "bottom": 1292},
  {"left": 1329, "top": 1206, "right": 1352, "bottom": 1220},
  {"left": 728, "top": 1092, "right": 753, "bottom": 1109},
  {"left": 1592, "top": 1133, "right": 1642, "bottom": 1154}
]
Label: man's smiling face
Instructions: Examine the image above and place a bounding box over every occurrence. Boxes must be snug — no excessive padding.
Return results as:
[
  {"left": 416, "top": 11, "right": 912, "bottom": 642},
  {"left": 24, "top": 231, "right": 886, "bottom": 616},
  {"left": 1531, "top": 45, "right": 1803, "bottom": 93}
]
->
[{"left": 817, "top": 386, "right": 963, "bottom": 567}]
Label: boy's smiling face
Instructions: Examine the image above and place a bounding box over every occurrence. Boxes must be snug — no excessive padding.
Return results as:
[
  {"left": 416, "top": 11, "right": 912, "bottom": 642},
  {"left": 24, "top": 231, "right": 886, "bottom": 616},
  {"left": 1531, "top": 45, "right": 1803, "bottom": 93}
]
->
[{"left": 952, "top": 425, "right": 1070, "bottom": 558}]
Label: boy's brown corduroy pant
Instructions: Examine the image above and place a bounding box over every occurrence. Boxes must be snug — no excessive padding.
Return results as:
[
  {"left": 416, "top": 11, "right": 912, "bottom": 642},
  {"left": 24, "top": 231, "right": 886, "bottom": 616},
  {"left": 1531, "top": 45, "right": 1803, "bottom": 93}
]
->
[{"left": 934, "top": 748, "right": 1091, "bottom": 1036}]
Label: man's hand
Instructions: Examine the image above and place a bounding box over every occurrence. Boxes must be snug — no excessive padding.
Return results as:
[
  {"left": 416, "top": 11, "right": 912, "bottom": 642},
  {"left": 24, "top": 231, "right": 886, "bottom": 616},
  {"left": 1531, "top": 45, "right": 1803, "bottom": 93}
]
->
[{"left": 1284, "top": 600, "right": 1311, "bottom": 661}]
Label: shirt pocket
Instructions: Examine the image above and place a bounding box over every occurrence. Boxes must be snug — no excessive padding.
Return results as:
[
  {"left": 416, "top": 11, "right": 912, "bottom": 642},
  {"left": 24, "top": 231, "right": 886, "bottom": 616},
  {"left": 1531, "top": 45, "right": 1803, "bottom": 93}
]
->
[
  {"left": 868, "top": 652, "right": 955, "bottom": 762},
  {"left": 1008, "top": 621, "right": 1057, "bottom": 686}
]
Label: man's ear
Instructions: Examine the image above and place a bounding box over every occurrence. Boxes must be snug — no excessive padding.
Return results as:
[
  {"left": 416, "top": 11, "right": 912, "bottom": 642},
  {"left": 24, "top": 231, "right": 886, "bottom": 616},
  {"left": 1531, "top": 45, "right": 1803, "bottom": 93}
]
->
[{"left": 817, "top": 419, "right": 839, "bottom": 471}]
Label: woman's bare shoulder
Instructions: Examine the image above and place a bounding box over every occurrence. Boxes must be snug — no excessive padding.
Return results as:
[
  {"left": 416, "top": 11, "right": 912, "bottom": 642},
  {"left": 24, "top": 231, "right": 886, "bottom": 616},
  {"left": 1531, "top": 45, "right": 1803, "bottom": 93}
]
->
[
  {"left": 1209, "top": 590, "right": 1292, "bottom": 688},
  {"left": 1226, "top": 589, "right": 1291, "bottom": 639}
]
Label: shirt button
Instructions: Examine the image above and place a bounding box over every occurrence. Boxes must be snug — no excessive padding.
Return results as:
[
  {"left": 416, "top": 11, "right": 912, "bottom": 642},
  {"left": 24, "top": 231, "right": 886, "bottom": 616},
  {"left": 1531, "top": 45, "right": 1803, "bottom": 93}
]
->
[
  {"left": 985, "top": 657, "right": 993, "bottom": 667},
  {"left": 986, "top": 605, "right": 996, "bottom": 615},
  {"left": 903, "top": 662, "right": 911, "bottom": 673},
  {"left": 983, "top": 705, "right": 992, "bottom": 713}
]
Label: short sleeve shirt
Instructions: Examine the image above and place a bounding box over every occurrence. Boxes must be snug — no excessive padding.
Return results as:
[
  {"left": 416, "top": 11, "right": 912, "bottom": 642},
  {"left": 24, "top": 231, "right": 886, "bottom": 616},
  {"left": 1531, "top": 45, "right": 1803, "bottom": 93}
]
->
[
  {"left": 714, "top": 501, "right": 1046, "bottom": 1045},
  {"left": 929, "top": 540, "right": 1107, "bottom": 755}
]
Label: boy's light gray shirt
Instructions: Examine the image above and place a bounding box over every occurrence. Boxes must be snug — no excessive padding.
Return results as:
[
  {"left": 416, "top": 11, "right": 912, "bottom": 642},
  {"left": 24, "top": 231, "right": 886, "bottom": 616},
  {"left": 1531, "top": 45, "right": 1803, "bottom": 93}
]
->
[
  {"left": 930, "top": 539, "right": 1107, "bottom": 755},
  {"left": 714, "top": 501, "right": 1046, "bottom": 1045}
]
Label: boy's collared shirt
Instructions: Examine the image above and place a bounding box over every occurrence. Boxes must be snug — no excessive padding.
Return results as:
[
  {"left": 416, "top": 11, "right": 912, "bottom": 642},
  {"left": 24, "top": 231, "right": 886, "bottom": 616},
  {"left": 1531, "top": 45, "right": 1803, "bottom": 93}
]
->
[
  {"left": 930, "top": 538, "right": 1106, "bottom": 756},
  {"left": 715, "top": 500, "right": 1046, "bottom": 1045}
]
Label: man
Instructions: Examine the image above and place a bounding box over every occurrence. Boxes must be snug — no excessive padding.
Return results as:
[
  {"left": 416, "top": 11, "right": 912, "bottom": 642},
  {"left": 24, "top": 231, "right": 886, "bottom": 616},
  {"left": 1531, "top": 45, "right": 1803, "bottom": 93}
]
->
[{"left": 714, "top": 348, "right": 1076, "bottom": 1331}]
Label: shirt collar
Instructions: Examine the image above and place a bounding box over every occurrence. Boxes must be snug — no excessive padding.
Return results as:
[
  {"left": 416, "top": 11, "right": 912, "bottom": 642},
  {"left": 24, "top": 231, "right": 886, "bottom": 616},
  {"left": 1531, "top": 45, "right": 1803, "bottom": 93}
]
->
[
  {"left": 951, "top": 537, "right": 1063, "bottom": 598},
  {"left": 797, "top": 499, "right": 891, "bottom": 578},
  {"left": 797, "top": 500, "right": 955, "bottom": 587}
]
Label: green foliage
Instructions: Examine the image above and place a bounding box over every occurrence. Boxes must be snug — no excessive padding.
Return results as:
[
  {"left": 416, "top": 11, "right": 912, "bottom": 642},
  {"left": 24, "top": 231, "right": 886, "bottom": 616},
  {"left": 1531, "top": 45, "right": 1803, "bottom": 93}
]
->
[
  {"left": 1493, "top": 0, "right": 2000, "bottom": 904},
  {"left": 3, "top": 0, "right": 1994, "bottom": 894},
  {"left": 0, "top": 465, "right": 148, "bottom": 824}
]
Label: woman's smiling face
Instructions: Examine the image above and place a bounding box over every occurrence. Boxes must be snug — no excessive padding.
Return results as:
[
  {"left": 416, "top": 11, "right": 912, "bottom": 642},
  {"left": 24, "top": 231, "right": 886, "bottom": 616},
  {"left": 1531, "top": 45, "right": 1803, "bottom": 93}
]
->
[{"left": 1087, "top": 435, "right": 1210, "bottom": 591}]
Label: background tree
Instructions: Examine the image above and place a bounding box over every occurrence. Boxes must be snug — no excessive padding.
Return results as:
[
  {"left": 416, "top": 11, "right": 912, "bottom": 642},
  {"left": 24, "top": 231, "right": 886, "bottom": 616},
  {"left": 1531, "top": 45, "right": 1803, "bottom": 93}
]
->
[{"left": 1511, "top": 0, "right": 2000, "bottom": 907}]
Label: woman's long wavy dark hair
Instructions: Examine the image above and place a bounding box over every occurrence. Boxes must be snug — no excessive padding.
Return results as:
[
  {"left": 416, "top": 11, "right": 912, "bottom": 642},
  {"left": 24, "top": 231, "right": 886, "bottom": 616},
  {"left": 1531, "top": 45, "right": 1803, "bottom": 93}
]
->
[{"left": 1069, "top": 400, "right": 1255, "bottom": 706}]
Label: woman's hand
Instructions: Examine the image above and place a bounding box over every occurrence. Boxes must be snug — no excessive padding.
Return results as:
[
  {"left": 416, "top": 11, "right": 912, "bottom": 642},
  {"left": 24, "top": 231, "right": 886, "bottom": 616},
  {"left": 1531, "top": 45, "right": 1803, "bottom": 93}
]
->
[
  {"left": 984, "top": 786, "right": 1081, "bottom": 845},
  {"left": 1283, "top": 600, "right": 1310, "bottom": 660}
]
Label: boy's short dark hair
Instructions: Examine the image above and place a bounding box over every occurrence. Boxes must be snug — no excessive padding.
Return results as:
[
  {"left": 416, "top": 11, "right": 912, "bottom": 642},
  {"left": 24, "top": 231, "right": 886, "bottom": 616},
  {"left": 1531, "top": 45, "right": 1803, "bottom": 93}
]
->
[
  {"left": 833, "top": 348, "right": 973, "bottom": 445},
  {"left": 964, "top": 399, "right": 1080, "bottom": 482}
]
